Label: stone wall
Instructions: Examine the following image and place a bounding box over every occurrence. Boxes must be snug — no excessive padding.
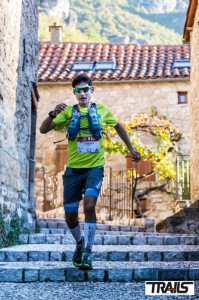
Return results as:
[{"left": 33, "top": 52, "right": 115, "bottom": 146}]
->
[
  {"left": 190, "top": 5, "right": 199, "bottom": 203},
  {"left": 0, "top": 0, "right": 38, "bottom": 228},
  {"left": 36, "top": 80, "right": 190, "bottom": 211}
]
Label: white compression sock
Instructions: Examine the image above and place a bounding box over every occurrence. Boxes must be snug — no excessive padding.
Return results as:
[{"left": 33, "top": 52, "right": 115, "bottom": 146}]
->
[
  {"left": 84, "top": 222, "right": 96, "bottom": 251},
  {"left": 70, "top": 223, "right": 82, "bottom": 243}
]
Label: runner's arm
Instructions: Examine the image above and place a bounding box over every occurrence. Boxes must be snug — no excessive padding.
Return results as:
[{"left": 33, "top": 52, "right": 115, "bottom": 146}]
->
[
  {"left": 40, "top": 103, "right": 67, "bottom": 134},
  {"left": 114, "top": 122, "right": 141, "bottom": 162}
]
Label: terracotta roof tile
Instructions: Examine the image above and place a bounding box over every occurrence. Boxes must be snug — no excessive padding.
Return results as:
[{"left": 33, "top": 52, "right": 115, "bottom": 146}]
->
[{"left": 38, "top": 42, "right": 191, "bottom": 82}]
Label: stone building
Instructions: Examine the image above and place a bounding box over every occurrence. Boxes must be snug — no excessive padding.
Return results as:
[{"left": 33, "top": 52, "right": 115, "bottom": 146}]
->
[
  {"left": 0, "top": 1, "right": 39, "bottom": 228},
  {"left": 35, "top": 26, "right": 191, "bottom": 221},
  {"left": 183, "top": 0, "right": 199, "bottom": 203}
]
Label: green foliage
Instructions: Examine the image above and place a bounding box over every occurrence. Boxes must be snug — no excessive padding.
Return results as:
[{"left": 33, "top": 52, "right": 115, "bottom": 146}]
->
[
  {"left": 39, "top": 0, "right": 185, "bottom": 44},
  {"left": 0, "top": 213, "right": 30, "bottom": 249},
  {"left": 104, "top": 113, "right": 183, "bottom": 182}
]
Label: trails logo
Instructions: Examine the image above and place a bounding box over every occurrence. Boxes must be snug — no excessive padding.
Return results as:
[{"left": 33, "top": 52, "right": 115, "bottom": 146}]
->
[{"left": 145, "top": 281, "right": 194, "bottom": 295}]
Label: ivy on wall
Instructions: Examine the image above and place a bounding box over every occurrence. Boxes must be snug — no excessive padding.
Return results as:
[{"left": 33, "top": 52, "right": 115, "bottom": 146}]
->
[{"left": 0, "top": 213, "right": 30, "bottom": 249}]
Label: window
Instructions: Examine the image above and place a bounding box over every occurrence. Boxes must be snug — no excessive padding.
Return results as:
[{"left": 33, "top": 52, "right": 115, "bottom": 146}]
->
[
  {"left": 178, "top": 92, "right": 188, "bottom": 104},
  {"left": 172, "top": 60, "right": 190, "bottom": 69},
  {"left": 72, "top": 61, "right": 94, "bottom": 71},
  {"left": 95, "top": 61, "right": 116, "bottom": 70},
  {"left": 72, "top": 61, "right": 116, "bottom": 71}
]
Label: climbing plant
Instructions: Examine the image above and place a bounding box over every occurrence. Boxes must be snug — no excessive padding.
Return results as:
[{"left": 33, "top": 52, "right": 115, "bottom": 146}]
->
[{"left": 104, "top": 113, "right": 183, "bottom": 182}]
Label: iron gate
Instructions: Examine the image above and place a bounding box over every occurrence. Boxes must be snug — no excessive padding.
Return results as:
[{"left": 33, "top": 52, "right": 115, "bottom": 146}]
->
[
  {"left": 43, "top": 167, "right": 137, "bottom": 218},
  {"left": 96, "top": 167, "right": 137, "bottom": 220},
  {"left": 176, "top": 155, "right": 190, "bottom": 200}
]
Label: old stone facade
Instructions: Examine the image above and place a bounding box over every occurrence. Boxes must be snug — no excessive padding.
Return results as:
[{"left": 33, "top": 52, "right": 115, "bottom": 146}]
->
[
  {"left": 36, "top": 80, "right": 190, "bottom": 216},
  {"left": 189, "top": 4, "right": 199, "bottom": 203},
  {"left": 0, "top": 0, "right": 38, "bottom": 228}
]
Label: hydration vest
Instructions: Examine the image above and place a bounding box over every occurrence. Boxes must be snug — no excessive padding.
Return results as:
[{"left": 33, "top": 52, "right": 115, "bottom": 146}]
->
[{"left": 67, "top": 103, "right": 103, "bottom": 141}]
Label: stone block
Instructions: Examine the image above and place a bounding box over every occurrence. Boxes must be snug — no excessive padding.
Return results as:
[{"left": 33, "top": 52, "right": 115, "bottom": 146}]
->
[
  {"left": 46, "top": 235, "right": 61, "bottom": 244},
  {"left": 117, "top": 236, "right": 130, "bottom": 245},
  {"left": 96, "top": 224, "right": 110, "bottom": 231},
  {"left": 62, "top": 235, "right": 75, "bottom": 245},
  {"left": 133, "top": 236, "right": 147, "bottom": 245},
  {"left": 188, "top": 251, "right": 199, "bottom": 261},
  {"left": 164, "top": 251, "right": 185, "bottom": 261},
  {"left": 119, "top": 226, "right": 130, "bottom": 232},
  {"left": 108, "top": 251, "right": 126, "bottom": 261},
  {"left": 180, "top": 236, "right": 196, "bottom": 245},
  {"left": 57, "top": 223, "right": 68, "bottom": 229},
  {"left": 134, "top": 268, "right": 158, "bottom": 281},
  {"left": 37, "top": 221, "right": 47, "bottom": 228},
  {"left": 18, "top": 234, "right": 28, "bottom": 244},
  {"left": 189, "top": 269, "right": 199, "bottom": 280},
  {"left": 29, "top": 234, "right": 45, "bottom": 244},
  {"left": 131, "top": 226, "right": 140, "bottom": 232},
  {"left": 164, "top": 236, "right": 180, "bottom": 245},
  {"left": 47, "top": 222, "right": 58, "bottom": 229},
  {"left": 92, "top": 251, "right": 107, "bottom": 261},
  {"left": 87, "top": 269, "right": 104, "bottom": 281},
  {"left": 129, "top": 251, "right": 145, "bottom": 262},
  {"left": 108, "top": 269, "right": 132, "bottom": 282},
  {"left": 62, "top": 251, "right": 73, "bottom": 262},
  {"left": 66, "top": 269, "right": 85, "bottom": 281},
  {"left": 160, "top": 269, "right": 187, "bottom": 280},
  {"left": 0, "top": 269, "right": 23, "bottom": 282},
  {"left": 110, "top": 225, "right": 120, "bottom": 231},
  {"left": 147, "top": 236, "right": 164, "bottom": 245},
  {"left": 24, "top": 269, "right": 39, "bottom": 282},
  {"left": 104, "top": 236, "right": 117, "bottom": 245},
  {"left": 40, "top": 228, "right": 50, "bottom": 234},
  {"left": 40, "top": 269, "right": 65, "bottom": 281},
  {"left": 50, "top": 251, "right": 62, "bottom": 261},
  {"left": 29, "top": 251, "right": 49, "bottom": 261},
  {"left": 0, "top": 252, "right": 5, "bottom": 262},
  {"left": 50, "top": 229, "right": 65, "bottom": 234},
  {"left": 147, "top": 251, "right": 161, "bottom": 261},
  {"left": 93, "top": 236, "right": 103, "bottom": 245},
  {"left": 6, "top": 251, "right": 28, "bottom": 262}
]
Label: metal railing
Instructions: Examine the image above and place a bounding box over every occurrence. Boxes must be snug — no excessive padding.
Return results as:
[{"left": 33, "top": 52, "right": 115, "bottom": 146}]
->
[
  {"left": 176, "top": 155, "right": 190, "bottom": 200},
  {"left": 43, "top": 167, "right": 137, "bottom": 218},
  {"left": 97, "top": 167, "right": 137, "bottom": 220}
]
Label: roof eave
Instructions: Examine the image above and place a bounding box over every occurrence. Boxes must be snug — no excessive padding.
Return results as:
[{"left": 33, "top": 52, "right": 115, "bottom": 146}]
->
[
  {"left": 38, "top": 77, "right": 190, "bottom": 86},
  {"left": 183, "top": 0, "right": 198, "bottom": 43}
]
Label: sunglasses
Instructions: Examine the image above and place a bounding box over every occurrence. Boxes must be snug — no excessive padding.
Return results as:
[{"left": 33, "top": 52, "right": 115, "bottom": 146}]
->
[{"left": 73, "top": 86, "right": 91, "bottom": 93}]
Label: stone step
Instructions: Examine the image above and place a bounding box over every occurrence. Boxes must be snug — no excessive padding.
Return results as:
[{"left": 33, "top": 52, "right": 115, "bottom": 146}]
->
[
  {"left": 19, "top": 233, "right": 199, "bottom": 246},
  {"left": 38, "top": 226, "right": 199, "bottom": 237},
  {"left": 37, "top": 221, "right": 147, "bottom": 232},
  {"left": 38, "top": 227, "right": 145, "bottom": 235},
  {"left": 0, "top": 261, "right": 198, "bottom": 282},
  {"left": 1, "top": 244, "right": 199, "bottom": 262}
]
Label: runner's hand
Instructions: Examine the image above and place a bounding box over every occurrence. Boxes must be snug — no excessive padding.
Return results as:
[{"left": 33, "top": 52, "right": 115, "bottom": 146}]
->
[
  {"left": 131, "top": 149, "right": 141, "bottom": 162},
  {"left": 52, "top": 103, "right": 67, "bottom": 117}
]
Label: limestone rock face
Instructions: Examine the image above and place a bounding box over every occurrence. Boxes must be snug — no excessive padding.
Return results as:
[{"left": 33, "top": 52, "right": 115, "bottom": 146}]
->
[
  {"left": 128, "top": 0, "right": 188, "bottom": 13},
  {"left": 40, "top": 0, "right": 77, "bottom": 27},
  {"left": 48, "top": 0, "right": 70, "bottom": 23}
]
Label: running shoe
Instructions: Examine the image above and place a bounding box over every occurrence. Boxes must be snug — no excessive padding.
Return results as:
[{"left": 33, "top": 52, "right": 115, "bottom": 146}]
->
[
  {"left": 72, "top": 236, "right": 85, "bottom": 267},
  {"left": 79, "top": 252, "right": 93, "bottom": 270}
]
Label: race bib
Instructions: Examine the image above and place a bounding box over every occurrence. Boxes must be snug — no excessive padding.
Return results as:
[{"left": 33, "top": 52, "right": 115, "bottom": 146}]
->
[{"left": 77, "top": 137, "right": 100, "bottom": 153}]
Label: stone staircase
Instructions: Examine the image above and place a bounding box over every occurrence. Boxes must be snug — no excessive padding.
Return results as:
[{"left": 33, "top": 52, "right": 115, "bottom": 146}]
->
[{"left": 0, "top": 219, "right": 199, "bottom": 283}]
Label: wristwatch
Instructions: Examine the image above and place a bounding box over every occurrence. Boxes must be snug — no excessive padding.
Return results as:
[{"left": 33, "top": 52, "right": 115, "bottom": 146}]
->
[{"left": 48, "top": 110, "right": 56, "bottom": 119}]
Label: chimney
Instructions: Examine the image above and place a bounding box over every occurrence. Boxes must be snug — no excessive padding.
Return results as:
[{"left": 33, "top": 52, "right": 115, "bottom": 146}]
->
[{"left": 49, "top": 22, "right": 63, "bottom": 44}]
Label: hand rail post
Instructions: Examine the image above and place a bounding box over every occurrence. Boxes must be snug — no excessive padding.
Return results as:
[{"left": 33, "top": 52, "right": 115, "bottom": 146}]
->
[{"left": 109, "top": 167, "right": 112, "bottom": 220}]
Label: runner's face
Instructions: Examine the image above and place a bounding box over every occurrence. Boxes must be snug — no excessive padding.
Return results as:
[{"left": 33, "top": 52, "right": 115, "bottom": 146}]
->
[{"left": 73, "top": 82, "right": 94, "bottom": 107}]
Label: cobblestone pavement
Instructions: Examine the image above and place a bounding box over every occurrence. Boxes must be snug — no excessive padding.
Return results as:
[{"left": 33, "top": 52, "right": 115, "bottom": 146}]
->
[{"left": 0, "top": 282, "right": 198, "bottom": 300}]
